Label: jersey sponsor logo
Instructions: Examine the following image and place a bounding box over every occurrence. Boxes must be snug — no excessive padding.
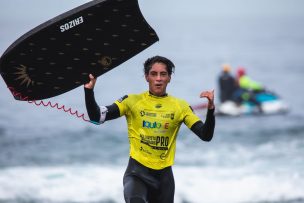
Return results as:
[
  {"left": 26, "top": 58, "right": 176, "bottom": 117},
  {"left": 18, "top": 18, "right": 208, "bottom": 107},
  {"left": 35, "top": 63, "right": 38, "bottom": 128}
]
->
[
  {"left": 60, "top": 16, "right": 84, "bottom": 32},
  {"left": 160, "top": 153, "right": 166, "bottom": 160},
  {"left": 155, "top": 136, "right": 169, "bottom": 147},
  {"left": 143, "top": 120, "right": 161, "bottom": 129},
  {"left": 140, "top": 134, "right": 169, "bottom": 150},
  {"left": 140, "top": 146, "right": 152, "bottom": 155},
  {"left": 140, "top": 110, "right": 157, "bottom": 117},
  {"left": 161, "top": 113, "right": 175, "bottom": 120},
  {"left": 142, "top": 120, "right": 169, "bottom": 129},
  {"left": 155, "top": 104, "right": 162, "bottom": 108}
]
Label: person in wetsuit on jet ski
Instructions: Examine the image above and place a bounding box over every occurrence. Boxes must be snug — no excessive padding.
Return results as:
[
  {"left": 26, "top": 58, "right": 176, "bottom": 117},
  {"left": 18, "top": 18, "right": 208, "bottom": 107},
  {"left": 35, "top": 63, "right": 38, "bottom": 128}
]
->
[{"left": 235, "top": 67, "right": 265, "bottom": 111}]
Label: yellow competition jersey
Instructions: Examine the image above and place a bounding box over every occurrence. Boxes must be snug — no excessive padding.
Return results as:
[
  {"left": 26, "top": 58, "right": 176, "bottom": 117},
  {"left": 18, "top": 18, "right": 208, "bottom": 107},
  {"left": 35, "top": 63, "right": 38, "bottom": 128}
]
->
[{"left": 114, "top": 91, "right": 201, "bottom": 170}]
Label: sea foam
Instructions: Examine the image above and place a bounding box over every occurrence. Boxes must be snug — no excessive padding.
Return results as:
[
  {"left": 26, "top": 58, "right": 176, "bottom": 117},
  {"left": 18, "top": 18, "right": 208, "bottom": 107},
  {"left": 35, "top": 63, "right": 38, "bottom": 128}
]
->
[{"left": 0, "top": 165, "right": 303, "bottom": 203}]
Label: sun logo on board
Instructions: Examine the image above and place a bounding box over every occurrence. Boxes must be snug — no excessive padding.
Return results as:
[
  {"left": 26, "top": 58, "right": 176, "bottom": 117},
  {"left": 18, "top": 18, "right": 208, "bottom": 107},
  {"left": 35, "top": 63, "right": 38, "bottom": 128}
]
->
[
  {"left": 13, "top": 64, "right": 35, "bottom": 87},
  {"left": 98, "top": 56, "right": 112, "bottom": 67}
]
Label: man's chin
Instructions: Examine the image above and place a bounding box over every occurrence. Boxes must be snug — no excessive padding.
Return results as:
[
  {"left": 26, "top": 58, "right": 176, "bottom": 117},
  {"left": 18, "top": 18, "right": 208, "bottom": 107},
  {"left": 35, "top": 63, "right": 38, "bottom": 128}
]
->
[{"left": 151, "top": 89, "right": 166, "bottom": 96}]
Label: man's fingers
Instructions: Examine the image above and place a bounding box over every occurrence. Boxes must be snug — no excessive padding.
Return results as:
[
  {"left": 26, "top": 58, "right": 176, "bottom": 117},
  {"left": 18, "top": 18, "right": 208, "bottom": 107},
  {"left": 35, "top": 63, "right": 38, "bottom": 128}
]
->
[
  {"left": 89, "top": 74, "right": 95, "bottom": 80},
  {"left": 200, "top": 90, "right": 214, "bottom": 99}
]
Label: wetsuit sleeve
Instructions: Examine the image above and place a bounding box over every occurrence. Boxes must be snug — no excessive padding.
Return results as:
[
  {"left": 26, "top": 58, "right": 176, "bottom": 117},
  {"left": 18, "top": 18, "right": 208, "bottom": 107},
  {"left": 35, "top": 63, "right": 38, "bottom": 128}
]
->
[
  {"left": 84, "top": 88, "right": 101, "bottom": 123},
  {"left": 190, "top": 108, "right": 215, "bottom": 141},
  {"left": 104, "top": 103, "right": 120, "bottom": 121},
  {"left": 84, "top": 88, "right": 120, "bottom": 123}
]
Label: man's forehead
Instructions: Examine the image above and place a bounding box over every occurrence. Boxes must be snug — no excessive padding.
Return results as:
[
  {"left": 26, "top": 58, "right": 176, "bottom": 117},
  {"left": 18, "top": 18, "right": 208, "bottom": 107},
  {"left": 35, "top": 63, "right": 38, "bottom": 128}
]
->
[{"left": 150, "top": 63, "right": 167, "bottom": 70}]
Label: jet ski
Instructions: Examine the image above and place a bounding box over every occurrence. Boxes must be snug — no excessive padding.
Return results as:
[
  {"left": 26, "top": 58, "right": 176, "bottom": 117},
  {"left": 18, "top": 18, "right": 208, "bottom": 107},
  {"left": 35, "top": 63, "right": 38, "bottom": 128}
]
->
[
  {"left": 192, "top": 91, "right": 288, "bottom": 116},
  {"left": 216, "top": 91, "right": 289, "bottom": 116}
]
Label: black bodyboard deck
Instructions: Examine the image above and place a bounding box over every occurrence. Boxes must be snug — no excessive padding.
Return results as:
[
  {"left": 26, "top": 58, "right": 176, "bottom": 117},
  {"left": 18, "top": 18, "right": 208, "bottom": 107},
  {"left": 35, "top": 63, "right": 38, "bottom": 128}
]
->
[{"left": 0, "top": 0, "right": 159, "bottom": 100}]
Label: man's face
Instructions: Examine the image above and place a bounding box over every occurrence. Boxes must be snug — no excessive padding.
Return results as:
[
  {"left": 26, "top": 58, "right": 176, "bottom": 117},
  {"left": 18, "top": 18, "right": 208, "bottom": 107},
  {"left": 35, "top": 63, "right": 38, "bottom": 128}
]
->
[{"left": 145, "top": 62, "right": 171, "bottom": 96}]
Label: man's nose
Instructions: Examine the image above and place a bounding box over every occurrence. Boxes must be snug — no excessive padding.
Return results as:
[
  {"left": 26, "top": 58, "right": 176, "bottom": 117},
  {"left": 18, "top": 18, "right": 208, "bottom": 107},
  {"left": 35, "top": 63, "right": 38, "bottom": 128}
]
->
[{"left": 156, "top": 74, "right": 162, "bottom": 80}]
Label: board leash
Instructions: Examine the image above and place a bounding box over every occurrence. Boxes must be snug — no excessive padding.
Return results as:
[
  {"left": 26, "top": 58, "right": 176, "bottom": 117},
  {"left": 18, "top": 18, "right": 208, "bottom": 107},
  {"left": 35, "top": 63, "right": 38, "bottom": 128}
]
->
[{"left": 8, "top": 87, "right": 99, "bottom": 125}]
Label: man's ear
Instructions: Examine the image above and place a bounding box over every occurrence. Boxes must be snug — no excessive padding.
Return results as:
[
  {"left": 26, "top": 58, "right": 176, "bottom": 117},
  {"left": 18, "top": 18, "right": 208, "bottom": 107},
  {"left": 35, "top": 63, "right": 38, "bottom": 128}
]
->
[{"left": 145, "top": 74, "right": 149, "bottom": 82}]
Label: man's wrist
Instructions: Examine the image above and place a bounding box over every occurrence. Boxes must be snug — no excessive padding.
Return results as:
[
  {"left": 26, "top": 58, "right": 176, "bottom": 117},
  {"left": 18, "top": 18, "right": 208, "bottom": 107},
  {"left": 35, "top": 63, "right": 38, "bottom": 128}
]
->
[{"left": 208, "top": 103, "right": 215, "bottom": 109}]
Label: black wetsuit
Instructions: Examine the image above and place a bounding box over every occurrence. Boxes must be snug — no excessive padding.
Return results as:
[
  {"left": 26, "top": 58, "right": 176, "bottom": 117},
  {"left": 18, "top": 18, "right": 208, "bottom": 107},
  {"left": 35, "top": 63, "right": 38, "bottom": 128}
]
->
[
  {"left": 218, "top": 72, "right": 237, "bottom": 103},
  {"left": 123, "top": 157, "right": 175, "bottom": 203}
]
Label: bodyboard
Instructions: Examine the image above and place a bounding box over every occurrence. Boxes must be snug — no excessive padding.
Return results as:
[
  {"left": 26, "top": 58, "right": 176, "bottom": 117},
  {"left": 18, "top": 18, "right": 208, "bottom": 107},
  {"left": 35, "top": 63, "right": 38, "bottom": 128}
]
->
[{"left": 0, "top": 0, "right": 159, "bottom": 100}]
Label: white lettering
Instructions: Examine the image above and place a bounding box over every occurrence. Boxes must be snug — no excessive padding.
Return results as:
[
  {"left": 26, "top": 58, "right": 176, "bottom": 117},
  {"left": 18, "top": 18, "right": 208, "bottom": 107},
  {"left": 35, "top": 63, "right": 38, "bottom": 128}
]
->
[
  {"left": 69, "top": 21, "right": 74, "bottom": 29},
  {"left": 64, "top": 23, "right": 69, "bottom": 30},
  {"left": 60, "top": 16, "right": 84, "bottom": 32},
  {"left": 79, "top": 16, "right": 84, "bottom": 24},
  {"left": 60, "top": 25, "right": 65, "bottom": 32}
]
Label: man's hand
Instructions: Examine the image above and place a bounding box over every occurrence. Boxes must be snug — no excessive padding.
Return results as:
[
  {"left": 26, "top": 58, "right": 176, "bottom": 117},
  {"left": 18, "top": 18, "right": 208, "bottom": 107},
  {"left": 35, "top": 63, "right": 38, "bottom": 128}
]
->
[
  {"left": 200, "top": 90, "right": 215, "bottom": 109},
  {"left": 84, "top": 74, "right": 97, "bottom": 89}
]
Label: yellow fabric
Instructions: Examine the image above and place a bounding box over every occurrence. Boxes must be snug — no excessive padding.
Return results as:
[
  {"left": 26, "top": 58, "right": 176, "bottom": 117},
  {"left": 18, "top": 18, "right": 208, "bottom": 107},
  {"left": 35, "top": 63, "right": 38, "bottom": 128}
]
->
[
  {"left": 239, "top": 75, "right": 263, "bottom": 91},
  {"left": 114, "top": 91, "right": 200, "bottom": 170}
]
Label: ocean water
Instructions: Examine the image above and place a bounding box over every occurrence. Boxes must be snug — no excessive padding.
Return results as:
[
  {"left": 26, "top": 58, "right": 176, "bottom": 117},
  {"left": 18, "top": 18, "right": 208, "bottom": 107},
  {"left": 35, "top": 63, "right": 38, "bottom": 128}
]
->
[{"left": 1, "top": 0, "right": 304, "bottom": 203}]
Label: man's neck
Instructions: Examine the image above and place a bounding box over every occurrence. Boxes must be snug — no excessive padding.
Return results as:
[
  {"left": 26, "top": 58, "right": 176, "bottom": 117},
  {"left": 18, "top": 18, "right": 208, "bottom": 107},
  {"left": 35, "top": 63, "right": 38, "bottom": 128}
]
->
[{"left": 149, "top": 91, "right": 168, "bottom": 97}]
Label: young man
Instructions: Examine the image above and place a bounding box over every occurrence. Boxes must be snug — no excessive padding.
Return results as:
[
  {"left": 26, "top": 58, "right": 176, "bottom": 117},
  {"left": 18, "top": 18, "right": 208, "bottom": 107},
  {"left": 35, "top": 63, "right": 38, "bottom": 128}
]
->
[{"left": 84, "top": 55, "right": 215, "bottom": 203}]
